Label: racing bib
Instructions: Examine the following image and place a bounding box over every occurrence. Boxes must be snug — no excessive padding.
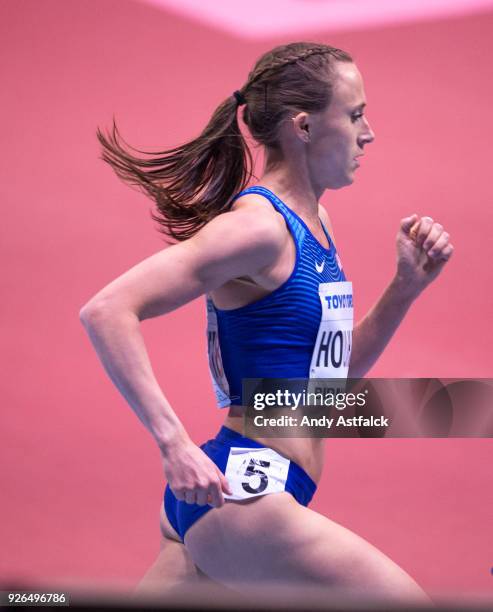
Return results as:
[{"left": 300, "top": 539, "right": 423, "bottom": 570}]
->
[
  {"left": 309, "top": 281, "right": 353, "bottom": 379},
  {"left": 223, "top": 447, "right": 290, "bottom": 501}
]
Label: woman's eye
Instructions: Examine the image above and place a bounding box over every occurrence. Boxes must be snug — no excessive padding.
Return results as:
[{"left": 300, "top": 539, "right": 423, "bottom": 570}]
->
[{"left": 351, "top": 113, "right": 363, "bottom": 122}]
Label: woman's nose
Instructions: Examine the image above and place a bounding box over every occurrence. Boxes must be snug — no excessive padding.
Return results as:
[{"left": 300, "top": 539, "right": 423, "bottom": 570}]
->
[{"left": 361, "top": 119, "right": 375, "bottom": 144}]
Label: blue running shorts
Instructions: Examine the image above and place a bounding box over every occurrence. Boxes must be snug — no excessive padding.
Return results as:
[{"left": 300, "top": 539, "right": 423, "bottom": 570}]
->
[{"left": 164, "top": 426, "right": 317, "bottom": 542}]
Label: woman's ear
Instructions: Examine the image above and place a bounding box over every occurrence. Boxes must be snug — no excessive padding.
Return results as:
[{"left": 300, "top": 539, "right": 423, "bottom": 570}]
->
[{"left": 291, "top": 112, "right": 311, "bottom": 143}]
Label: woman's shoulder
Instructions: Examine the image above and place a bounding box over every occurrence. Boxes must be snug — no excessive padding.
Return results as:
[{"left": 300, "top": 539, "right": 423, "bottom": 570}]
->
[
  {"left": 230, "top": 189, "right": 278, "bottom": 215},
  {"left": 227, "top": 190, "right": 288, "bottom": 239},
  {"left": 193, "top": 193, "right": 288, "bottom": 268}
]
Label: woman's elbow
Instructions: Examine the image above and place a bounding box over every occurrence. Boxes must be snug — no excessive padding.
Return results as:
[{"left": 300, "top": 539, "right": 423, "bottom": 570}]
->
[
  {"left": 80, "top": 299, "right": 103, "bottom": 328},
  {"left": 79, "top": 294, "right": 138, "bottom": 328},
  {"left": 79, "top": 295, "right": 115, "bottom": 328}
]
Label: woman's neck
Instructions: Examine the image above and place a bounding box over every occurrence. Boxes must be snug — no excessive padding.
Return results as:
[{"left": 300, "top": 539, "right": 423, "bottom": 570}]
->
[{"left": 258, "top": 147, "right": 323, "bottom": 221}]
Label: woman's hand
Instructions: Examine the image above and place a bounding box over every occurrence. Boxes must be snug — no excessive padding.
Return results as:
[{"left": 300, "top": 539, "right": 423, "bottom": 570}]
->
[
  {"left": 394, "top": 214, "right": 454, "bottom": 298},
  {"left": 161, "top": 436, "right": 232, "bottom": 508}
]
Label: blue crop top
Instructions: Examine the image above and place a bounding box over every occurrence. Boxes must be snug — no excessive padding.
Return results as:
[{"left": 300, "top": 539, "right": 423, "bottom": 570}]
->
[{"left": 206, "top": 186, "right": 353, "bottom": 407}]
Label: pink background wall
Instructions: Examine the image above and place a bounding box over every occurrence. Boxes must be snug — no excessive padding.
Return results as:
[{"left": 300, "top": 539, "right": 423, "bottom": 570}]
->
[{"left": 1, "top": 0, "right": 492, "bottom": 601}]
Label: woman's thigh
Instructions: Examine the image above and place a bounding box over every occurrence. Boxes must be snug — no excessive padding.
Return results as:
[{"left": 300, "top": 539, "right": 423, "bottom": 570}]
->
[
  {"left": 136, "top": 503, "right": 229, "bottom": 595},
  {"left": 184, "top": 493, "right": 431, "bottom": 605},
  {"left": 135, "top": 505, "right": 199, "bottom": 595},
  {"left": 135, "top": 536, "right": 198, "bottom": 595}
]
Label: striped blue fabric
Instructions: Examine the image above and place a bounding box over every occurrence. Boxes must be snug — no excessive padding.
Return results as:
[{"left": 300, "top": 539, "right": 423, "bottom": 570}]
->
[{"left": 207, "top": 186, "right": 347, "bottom": 407}]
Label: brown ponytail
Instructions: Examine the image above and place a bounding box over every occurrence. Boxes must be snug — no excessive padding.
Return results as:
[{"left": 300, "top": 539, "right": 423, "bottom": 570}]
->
[{"left": 97, "top": 42, "right": 352, "bottom": 242}]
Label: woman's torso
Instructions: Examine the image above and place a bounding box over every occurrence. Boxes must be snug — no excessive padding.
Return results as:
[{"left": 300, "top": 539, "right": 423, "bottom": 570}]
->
[{"left": 208, "top": 185, "right": 350, "bottom": 484}]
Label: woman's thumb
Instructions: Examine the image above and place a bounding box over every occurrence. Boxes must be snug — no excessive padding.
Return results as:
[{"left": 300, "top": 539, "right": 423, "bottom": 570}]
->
[
  {"left": 400, "top": 213, "right": 418, "bottom": 233},
  {"left": 219, "top": 470, "right": 232, "bottom": 495}
]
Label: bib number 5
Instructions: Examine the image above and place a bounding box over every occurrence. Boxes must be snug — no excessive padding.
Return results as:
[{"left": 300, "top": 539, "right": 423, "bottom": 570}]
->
[
  {"left": 242, "top": 458, "right": 270, "bottom": 494},
  {"left": 223, "top": 447, "right": 290, "bottom": 501}
]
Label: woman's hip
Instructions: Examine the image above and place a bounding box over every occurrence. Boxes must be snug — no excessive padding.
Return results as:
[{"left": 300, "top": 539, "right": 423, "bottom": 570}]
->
[{"left": 164, "top": 426, "right": 317, "bottom": 542}]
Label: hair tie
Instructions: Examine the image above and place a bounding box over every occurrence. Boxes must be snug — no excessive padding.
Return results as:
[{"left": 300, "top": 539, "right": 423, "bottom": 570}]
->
[{"left": 233, "top": 90, "right": 246, "bottom": 106}]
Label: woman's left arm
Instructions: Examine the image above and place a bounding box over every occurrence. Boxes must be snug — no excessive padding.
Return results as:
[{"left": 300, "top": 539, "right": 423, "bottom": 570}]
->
[{"left": 348, "top": 214, "right": 454, "bottom": 378}]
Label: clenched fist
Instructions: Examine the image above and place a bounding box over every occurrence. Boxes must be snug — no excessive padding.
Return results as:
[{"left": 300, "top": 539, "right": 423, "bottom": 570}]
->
[{"left": 395, "top": 214, "right": 454, "bottom": 296}]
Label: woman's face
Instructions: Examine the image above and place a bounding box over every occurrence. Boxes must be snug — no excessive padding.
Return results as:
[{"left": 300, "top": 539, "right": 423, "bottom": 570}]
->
[{"left": 297, "top": 61, "right": 375, "bottom": 191}]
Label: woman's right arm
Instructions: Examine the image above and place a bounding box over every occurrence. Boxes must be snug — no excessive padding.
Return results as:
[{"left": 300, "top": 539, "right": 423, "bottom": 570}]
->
[{"left": 79, "top": 202, "right": 286, "bottom": 507}]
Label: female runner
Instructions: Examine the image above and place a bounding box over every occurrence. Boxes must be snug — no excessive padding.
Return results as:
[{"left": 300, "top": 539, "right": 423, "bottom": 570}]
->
[{"left": 81, "top": 42, "right": 453, "bottom": 603}]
